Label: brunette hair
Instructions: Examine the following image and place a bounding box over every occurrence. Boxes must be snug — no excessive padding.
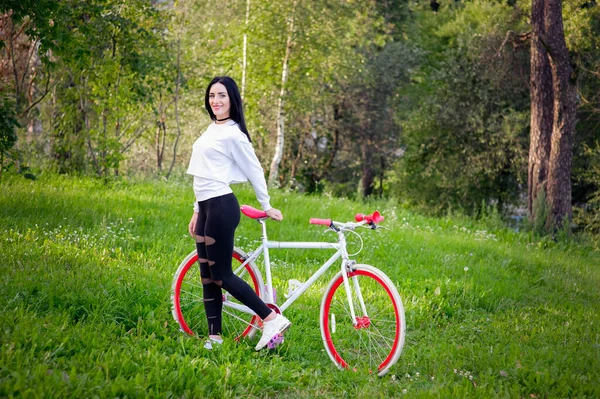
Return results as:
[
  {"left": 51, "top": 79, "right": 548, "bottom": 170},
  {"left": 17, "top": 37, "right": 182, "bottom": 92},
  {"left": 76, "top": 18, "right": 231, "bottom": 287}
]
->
[{"left": 205, "top": 76, "right": 251, "bottom": 142}]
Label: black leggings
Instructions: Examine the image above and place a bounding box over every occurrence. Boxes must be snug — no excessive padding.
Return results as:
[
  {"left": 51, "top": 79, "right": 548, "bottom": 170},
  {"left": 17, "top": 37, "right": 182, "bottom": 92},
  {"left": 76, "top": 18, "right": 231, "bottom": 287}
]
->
[{"left": 195, "top": 193, "right": 271, "bottom": 336}]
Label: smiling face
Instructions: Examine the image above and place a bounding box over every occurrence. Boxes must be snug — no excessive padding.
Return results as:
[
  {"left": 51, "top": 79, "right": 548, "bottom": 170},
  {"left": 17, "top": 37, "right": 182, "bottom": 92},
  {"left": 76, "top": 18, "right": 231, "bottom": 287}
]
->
[{"left": 208, "top": 83, "right": 231, "bottom": 120}]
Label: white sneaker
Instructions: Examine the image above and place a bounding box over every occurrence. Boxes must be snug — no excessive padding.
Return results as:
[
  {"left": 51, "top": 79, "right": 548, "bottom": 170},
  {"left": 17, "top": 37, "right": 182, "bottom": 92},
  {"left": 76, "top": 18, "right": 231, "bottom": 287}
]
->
[
  {"left": 255, "top": 314, "right": 291, "bottom": 351},
  {"left": 204, "top": 336, "right": 223, "bottom": 350}
]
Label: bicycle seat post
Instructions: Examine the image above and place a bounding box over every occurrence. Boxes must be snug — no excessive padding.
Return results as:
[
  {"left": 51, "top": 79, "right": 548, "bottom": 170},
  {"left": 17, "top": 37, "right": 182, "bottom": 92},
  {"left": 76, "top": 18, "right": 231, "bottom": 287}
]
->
[
  {"left": 259, "top": 218, "right": 269, "bottom": 242},
  {"left": 259, "top": 218, "right": 275, "bottom": 304}
]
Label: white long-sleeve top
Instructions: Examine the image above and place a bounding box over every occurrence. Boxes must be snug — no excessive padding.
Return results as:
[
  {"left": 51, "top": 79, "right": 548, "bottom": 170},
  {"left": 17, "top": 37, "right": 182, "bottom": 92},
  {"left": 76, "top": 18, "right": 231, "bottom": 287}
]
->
[{"left": 187, "top": 121, "right": 271, "bottom": 212}]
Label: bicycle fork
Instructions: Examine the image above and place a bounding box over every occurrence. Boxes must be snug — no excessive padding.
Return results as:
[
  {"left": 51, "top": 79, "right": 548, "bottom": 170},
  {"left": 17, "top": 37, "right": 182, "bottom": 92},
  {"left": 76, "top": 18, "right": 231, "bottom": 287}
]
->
[{"left": 338, "top": 235, "right": 369, "bottom": 328}]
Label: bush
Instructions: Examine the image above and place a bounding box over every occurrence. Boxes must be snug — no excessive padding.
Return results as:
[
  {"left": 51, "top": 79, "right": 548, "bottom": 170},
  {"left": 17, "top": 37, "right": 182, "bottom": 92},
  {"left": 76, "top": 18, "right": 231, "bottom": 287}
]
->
[{"left": 0, "top": 96, "right": 19, "bottom": 176}]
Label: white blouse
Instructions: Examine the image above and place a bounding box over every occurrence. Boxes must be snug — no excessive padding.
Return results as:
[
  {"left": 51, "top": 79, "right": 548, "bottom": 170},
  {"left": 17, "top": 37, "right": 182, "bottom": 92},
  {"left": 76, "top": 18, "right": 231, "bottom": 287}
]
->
[{"left": 187, "top": 121, "right": 271, "bottom": 212}]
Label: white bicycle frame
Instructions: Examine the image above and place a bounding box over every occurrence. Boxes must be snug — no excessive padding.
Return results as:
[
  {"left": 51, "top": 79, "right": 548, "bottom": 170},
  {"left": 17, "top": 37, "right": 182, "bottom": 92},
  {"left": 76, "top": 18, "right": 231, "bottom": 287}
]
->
[{"left": 229, "top": 218, "right": 369, "bottom": 326}]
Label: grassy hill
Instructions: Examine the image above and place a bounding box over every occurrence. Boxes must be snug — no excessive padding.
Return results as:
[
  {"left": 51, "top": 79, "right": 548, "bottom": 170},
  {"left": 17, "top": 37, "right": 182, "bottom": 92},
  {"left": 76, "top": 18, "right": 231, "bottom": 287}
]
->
[{"left": 1, "top": 174, "right": 599, "bottom": 398}]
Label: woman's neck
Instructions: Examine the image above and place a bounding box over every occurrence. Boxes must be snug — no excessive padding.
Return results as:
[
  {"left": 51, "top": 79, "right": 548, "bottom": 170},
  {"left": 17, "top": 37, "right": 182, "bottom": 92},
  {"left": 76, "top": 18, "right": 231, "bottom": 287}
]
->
[{"left": 215, "top": 116, "right": 231, "bottom": 123}]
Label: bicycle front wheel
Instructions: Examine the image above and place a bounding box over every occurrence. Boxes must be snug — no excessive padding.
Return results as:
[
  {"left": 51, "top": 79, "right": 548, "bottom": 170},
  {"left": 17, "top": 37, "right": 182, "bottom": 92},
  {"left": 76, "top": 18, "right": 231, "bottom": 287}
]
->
[
  {"left": 320, "top": 264, "right": 405, "bottom": 377},
  {"left": 171, "top": 247, "right": 264, "bottom": 340}
]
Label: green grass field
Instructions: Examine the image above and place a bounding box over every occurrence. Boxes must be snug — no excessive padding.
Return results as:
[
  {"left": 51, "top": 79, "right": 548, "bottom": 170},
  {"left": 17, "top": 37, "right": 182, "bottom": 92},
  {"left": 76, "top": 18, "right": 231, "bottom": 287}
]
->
[{"left": 1, "top": 174, "right": 599, "bottom": 398}]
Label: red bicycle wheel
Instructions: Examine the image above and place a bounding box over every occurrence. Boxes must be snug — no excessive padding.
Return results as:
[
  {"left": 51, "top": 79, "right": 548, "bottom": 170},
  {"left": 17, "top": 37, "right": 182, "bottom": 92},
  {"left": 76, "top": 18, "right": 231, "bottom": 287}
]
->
[
  {"left": 172, "top": 248, "right": 264, "bottom": 340},
  {"left": 320, "top": 264, "right": 405, "bottom": 376}
]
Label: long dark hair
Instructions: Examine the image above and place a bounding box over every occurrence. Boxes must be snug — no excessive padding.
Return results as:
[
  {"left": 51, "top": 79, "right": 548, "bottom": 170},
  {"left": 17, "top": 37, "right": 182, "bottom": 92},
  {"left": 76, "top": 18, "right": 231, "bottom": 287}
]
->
[{"left": 205, "top": 76, "right": 251, "bottom": 142}]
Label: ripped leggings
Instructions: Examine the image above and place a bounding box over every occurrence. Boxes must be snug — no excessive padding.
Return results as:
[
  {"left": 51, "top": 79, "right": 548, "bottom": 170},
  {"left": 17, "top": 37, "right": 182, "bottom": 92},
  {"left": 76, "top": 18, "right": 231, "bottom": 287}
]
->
[{"left": 195, "top": 193, "right": 272, "bottom": 336}]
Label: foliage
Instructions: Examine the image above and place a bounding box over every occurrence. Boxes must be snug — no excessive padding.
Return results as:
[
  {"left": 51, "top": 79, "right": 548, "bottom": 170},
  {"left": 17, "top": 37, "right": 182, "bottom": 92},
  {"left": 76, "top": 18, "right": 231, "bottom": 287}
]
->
[
  {"left": 0, "top": 96, "right": 18, "bottom": 155},
  {"left": 0, "top": 95, "right": 19, "bottom": 176},
  {"left": 48, "top": 0, "right": 170, "bottom": 176},
  {"left": 0, "top": 175, "right": 599, "bottom": 397},
  {"left": 239, "top": 0, "right": 392, "bottom": 192},
  {"left": 2, "top": 0, "right": 174, "bottom": 176},
  {"left": 393, "top": 0, "right": 530, "bottom": 214},
  {"left": 573, "top": 142, "right": 600, "bottom": 239},
  {"left": 571, "top": 1, "right": 600, "bottom": 212},
  {"left": 315, "top": 40, "right": 419, "bottom": 199},
  {"left": 1, "top": 0, "right": 600, "bottom": 234}
]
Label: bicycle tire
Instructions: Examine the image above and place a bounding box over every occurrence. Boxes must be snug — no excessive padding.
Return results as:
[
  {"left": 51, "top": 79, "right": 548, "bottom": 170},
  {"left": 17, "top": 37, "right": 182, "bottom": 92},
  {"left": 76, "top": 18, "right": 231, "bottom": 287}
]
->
[
  {"left": 171, "top": 247, "right": 265, "bottom": 340},
  {"left": 320, "top": 264, "right": 406, "bottom": 376}
]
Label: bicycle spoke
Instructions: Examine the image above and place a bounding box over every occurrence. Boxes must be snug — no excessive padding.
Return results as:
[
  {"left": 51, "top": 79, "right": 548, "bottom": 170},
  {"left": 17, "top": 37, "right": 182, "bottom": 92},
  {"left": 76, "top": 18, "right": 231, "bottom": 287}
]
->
[
  {"left": 179, "top": 289, "right": 204, "bottom": 302},
  {"left": 223, "top": 308, "right": 256, "bottom": 328}
]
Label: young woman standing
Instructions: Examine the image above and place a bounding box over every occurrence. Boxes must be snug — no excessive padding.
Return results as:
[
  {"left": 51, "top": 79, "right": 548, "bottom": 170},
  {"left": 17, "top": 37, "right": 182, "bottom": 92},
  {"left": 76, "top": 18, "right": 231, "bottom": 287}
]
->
[{"left": 187, "top": 76, "right": 291, "bottom": 351}]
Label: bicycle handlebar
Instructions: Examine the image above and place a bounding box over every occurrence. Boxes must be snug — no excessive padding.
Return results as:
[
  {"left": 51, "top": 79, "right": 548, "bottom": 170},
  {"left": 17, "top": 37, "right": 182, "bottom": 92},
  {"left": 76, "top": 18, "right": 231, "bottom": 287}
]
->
[
  {"left": 309, "top": 218, "right": 332, "bottom": 227},
  {"left": 311, "top": 211, "right": 384, "bottom": 230},
  {"left": 240, "top": 204, "right": 384, "bottom": 230}
]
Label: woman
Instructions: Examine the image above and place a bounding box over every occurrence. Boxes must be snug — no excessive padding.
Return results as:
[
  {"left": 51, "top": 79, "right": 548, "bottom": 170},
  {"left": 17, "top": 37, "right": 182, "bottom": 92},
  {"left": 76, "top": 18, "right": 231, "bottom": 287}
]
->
[{"left": 187, "top": 76, "right": 291, "bottom": 351}]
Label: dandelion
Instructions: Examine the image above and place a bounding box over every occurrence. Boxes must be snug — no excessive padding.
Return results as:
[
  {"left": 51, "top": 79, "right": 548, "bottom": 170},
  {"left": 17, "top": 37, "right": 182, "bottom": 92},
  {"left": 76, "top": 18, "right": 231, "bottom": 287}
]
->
[{"left": 464, "top": 267, "right": 469, "bottom": 272}]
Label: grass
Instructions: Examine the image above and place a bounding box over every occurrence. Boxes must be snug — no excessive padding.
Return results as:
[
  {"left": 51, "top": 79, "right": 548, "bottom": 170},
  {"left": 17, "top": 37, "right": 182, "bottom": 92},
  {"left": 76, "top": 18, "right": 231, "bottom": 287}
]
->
[{"left": 0, "top": 173, "right": 599, "bottom": 398}]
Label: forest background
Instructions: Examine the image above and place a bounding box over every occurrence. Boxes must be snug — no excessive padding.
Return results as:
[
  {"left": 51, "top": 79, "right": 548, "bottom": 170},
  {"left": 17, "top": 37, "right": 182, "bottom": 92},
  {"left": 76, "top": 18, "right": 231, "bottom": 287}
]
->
[{"left": 1, "top": 0, "right": 600, "bottom": 239}]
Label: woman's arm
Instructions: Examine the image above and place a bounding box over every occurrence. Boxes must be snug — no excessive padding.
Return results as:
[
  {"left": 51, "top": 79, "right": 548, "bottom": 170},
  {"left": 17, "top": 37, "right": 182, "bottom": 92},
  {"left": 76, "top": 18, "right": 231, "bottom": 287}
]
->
[{"left": 231, "top": 135, "right": 272, "bottom": 211}]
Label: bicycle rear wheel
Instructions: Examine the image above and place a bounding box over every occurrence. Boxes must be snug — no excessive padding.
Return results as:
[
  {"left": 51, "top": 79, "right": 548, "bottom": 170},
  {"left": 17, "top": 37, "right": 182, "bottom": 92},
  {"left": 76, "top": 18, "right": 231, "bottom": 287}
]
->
[
  {"left": 320, "top": 264, "right": 405, "bottom": 376},
  {"left": 171, "top": 247, "right": 264, "bottom": 340}
]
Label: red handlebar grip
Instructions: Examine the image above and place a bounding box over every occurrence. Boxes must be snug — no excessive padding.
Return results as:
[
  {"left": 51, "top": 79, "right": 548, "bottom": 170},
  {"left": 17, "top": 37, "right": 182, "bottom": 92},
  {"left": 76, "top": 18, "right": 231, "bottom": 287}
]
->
[{"left": 310, "top": 218, "right": 332, "bottom": 226}]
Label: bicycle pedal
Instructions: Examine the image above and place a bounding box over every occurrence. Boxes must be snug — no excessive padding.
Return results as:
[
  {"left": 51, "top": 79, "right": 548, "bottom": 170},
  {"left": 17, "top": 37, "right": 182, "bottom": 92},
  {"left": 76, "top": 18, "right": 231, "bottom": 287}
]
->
[{"left": 267, "top": 333, "right": 285, "bottom": 349}]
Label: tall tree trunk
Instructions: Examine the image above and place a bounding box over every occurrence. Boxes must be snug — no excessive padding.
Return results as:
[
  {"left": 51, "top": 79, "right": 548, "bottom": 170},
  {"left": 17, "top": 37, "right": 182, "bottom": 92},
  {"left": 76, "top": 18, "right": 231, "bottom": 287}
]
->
[
  {"left": 26, "top": 42, "right": 43, "bottom": 149},
  {"left": 156, "top": 94, "right": 165, "bottom": 171},
  {"left": 241, "top": 0, "right": 250, "bottom": 101},
  {"left": 167, "top": 36, "right": 182, "bottom": 180},
  {"left": 528, "top": 0, "right": 554, "bottom": 221},
  {"left": 361, "top": 140, "right": 374, "bottom": 197},
  {"left": 528, "top": 0, "right": 577, "bottom": 230},
  {"left": 268, "top": 0, "right": 296, "bottom": 188},
  {"left": 379, "top": 155, "right": 385, "bottom": 197},
  {"left": 545, "top": 0, "right": 577, "bottom": 228}
]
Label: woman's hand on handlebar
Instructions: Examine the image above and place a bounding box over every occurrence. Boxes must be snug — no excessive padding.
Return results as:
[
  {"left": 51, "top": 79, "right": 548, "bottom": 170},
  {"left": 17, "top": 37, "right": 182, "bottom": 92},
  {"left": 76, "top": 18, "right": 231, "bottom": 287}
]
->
[{"left": 266, "top": 208, "right": 283, "bottom": 221}]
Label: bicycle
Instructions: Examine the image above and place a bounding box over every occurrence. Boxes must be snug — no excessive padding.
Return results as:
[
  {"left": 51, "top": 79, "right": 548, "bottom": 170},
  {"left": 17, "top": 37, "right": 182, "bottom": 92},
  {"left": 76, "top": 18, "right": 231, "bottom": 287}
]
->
[{"left": 171, "top": 205, "right": 406, "bottom": 376}]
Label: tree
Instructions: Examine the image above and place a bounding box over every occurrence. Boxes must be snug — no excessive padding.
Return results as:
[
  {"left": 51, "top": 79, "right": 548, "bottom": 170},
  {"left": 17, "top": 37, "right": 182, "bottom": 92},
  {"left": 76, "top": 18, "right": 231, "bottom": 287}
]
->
[
  {"left": 241, "top": 0, "right": 389, "bottom": 190},
  {"left": 528, "top": 0, "right": 578, "bottom": 230},
  {"left": 0, "top": 4, "right": 57, "bottom": 172},
  {"left": 528, "top": 0, "right": 554, "bottom": 224},
  {"left": 268, "top": 0, "right": 297, "bottom": 188}
]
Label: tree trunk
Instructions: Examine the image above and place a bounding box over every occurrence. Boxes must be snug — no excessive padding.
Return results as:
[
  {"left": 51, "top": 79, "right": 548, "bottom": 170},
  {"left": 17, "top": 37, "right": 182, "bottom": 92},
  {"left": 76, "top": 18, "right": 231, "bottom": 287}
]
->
[
  {"left": 528, "top": 0, "right": 554, "bottom": 221},
  {"left": 360, "top": 140, "right": 374, "bottom": 197},
  {"left": 241, "top": 0, "right": 250, "bottom": 101},
  {"left": 268, "top": 1, "right": 296, "bottom": 188},
  {"left": 545, "top": 0, "right": 577, "bottom": 228},
  {"left": 528, "top": 0, "right": 577, "bottom": 231},
  {"left": 167, "top": 36, "right": 182, "bottom": 180},
  {"left": 379, "top": 155, "right": 385, "bottom": 197},
  {"left": 156, "top": 95, "right": 166, "bottom": 172}
]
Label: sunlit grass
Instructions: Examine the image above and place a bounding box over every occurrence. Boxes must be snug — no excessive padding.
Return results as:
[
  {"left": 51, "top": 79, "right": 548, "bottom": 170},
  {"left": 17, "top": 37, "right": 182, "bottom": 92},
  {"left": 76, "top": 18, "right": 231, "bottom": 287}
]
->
[{"left": 1, "top": 173, "right": 599, "bottom": 398}]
